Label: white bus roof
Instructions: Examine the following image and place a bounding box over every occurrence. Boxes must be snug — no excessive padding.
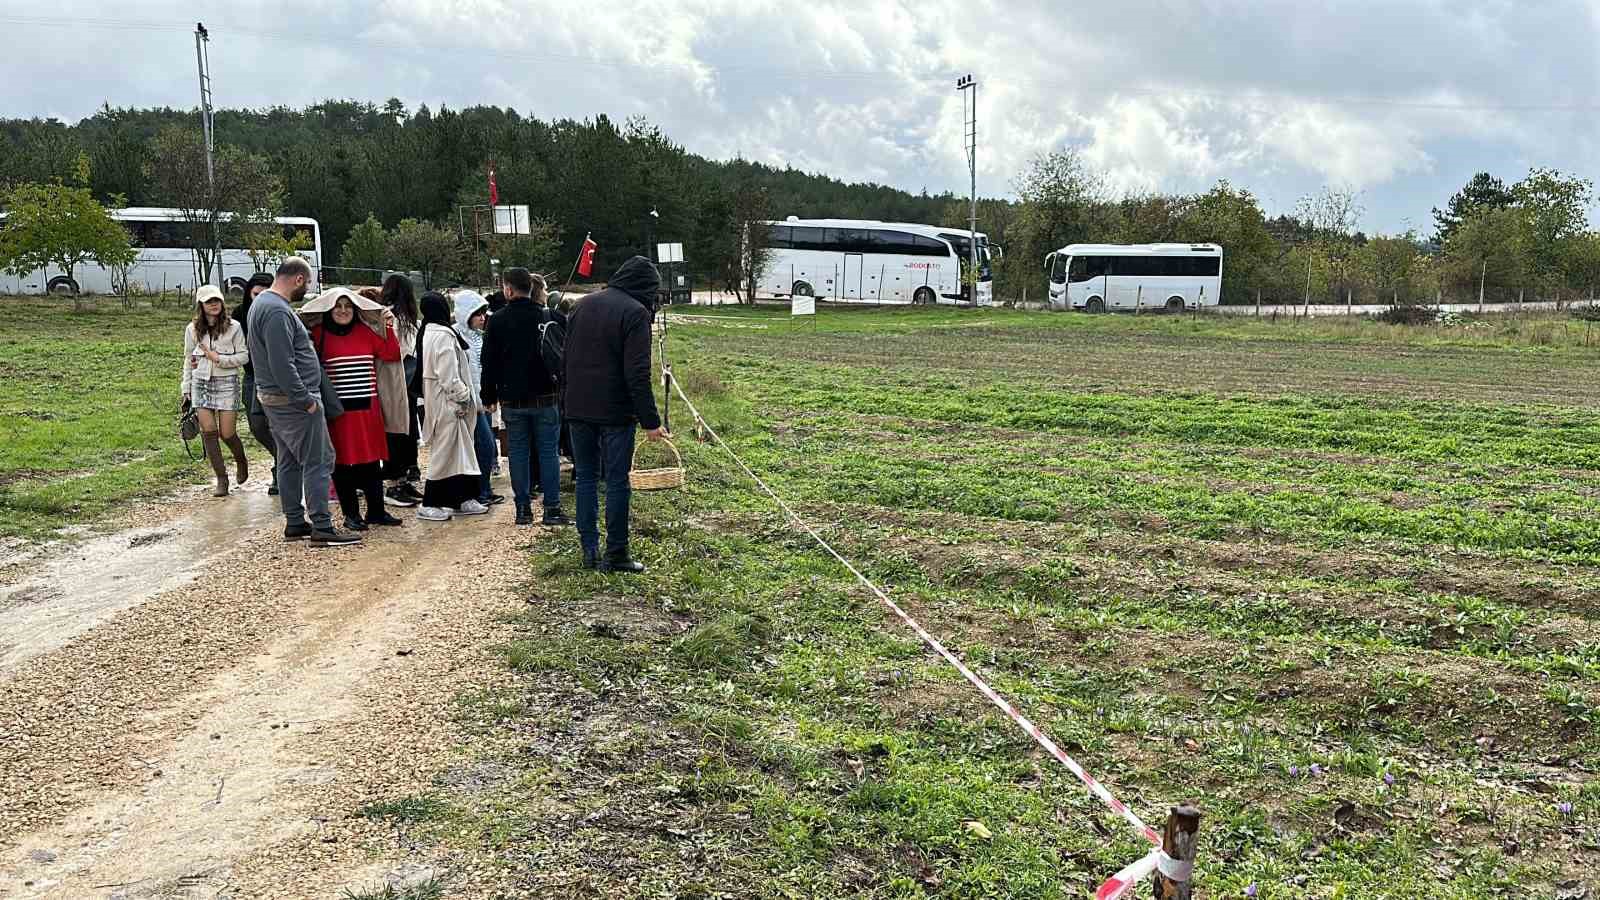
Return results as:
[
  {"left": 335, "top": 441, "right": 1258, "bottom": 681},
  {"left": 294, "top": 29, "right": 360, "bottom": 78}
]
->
[
  {"left": 773, "top": 217, "right": 988, "bottom": 241},
  {"left": 1056, "top": 242, "right": 1221, "bottom": 255},
  {"left": 108, "top": 207, "right": 319, "bottom": 226}
]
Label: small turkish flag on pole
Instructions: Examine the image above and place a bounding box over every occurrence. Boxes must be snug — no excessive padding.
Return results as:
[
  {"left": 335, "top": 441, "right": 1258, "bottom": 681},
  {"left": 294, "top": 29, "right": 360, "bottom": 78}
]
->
[
  {"left": 487, "top": 161, "right": 499, "bottom": 207},
  {"left": 576, "top": 236, "right": 598, "bottom": 278}
]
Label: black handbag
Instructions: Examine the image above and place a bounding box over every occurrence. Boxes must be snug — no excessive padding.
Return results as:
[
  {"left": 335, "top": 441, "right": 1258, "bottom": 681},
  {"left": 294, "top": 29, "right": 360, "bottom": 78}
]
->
[{"left": 177, "top": 396, "right": 200, "bottom": 459}]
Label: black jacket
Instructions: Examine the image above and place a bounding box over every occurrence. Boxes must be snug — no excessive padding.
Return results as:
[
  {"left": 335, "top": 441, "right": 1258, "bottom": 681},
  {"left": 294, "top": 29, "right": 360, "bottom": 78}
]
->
[
  {"left": 480, "top": 297, "right": 561, "bottom": 407},
  {"left": 562, "top": 256, "right": 661, "bottom": 429}
]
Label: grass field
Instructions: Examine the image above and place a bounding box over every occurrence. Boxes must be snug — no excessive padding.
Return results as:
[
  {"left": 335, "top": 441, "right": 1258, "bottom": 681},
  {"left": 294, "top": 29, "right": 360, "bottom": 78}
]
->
[
  {"left": 7, "top": 299, "right": 1600, "bottom": 896},
  {"left": 343, "top": 304, "right": 1598, "bottom": 898},
  {"left": 0, "top": 297, "right": 209, "bottom": 540}
]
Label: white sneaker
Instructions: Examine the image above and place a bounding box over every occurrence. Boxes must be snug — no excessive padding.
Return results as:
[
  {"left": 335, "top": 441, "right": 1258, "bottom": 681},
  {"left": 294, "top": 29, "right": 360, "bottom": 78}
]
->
[
  {"left": 418, "top": 506, "right": 452, "bottom": 522},
  {"left": 456, "top": 499, "right": 490, "bottom": 516}
]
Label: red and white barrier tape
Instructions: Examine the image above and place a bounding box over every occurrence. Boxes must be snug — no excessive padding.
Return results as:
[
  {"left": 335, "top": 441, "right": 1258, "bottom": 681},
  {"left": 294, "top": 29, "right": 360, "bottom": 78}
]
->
[{"left": 664, "top": 370, "right": 1172, "bottom": 898}]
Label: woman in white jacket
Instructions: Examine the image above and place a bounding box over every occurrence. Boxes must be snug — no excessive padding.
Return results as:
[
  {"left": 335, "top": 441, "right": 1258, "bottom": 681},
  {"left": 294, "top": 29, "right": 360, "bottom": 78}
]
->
[
  {"left": 182, "top": 285, "right": 251, "bottom": 496},
  {"left": 453, "top": 290, "right": 504, "bottom": 508},
  {"left": 415, "top": 291, "right": 485, "bottom": 521}
]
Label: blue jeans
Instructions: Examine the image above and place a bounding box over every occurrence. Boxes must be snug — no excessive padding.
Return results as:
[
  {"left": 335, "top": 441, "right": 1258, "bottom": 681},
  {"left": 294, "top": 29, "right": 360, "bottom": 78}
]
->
[
  {"left": 472, "top": 411, "right": 498, "bottom": 503},
  {"left": 570, "top": 421, "right": 635, "bottom": 560},
  {"left": 504, "top": 404, "right": 562, "bottom": 512}
]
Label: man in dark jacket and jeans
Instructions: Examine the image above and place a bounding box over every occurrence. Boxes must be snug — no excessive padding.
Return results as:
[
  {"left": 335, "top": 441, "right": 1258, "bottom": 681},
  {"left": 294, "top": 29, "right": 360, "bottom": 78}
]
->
[
  {"left": 563, "top": 256, "right": 669, "bottom": 573},
  {"left": 481, "top": 267, "right": 570, "bottom": 527}
]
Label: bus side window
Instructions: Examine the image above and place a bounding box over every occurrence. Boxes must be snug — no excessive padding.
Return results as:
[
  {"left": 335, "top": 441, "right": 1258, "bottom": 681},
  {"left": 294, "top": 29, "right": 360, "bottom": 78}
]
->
[{"left": 1068, "top": 256, "right": 1101, "bottom": 283}]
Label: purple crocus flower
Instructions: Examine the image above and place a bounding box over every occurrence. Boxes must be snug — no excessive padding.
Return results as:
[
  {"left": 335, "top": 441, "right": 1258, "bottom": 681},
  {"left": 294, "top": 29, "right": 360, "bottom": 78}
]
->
[
  {"left": 1559, "top": 802, "right": 1574, "bottom": 816},
  {"left": 1244, "top": 885, "right": 1258, "bottom": 897},
  {"left": 1310, "top": 764, "right": 1323, "bottom": 777},
  {"left": 1288, "top": 765, "right": 1299, "bottom": 777},
  {"left": 1383, "top": 772, "right": 1395, "bottom": 786}
]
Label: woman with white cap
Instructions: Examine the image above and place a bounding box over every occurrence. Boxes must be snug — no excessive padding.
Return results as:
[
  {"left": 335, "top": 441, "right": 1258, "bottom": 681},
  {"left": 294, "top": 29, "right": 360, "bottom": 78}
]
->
[{"left": 182, "top": 285, "right": 251, "bottom": 496}]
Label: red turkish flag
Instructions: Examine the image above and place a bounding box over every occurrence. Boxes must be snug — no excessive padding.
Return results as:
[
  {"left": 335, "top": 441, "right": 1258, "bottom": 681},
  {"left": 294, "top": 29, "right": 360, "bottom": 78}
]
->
[
  {"left": 487, "top": 162, "right": 499, "bottom": 206},
  {"left": 577, "top": 237, "right": 597, "bottom": 277}
]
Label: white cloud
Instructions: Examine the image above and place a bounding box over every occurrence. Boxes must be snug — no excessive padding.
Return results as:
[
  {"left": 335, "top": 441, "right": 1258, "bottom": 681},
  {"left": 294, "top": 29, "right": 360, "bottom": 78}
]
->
[{"left": 6, "top": 0, "right": 1600, "bottom": 229}]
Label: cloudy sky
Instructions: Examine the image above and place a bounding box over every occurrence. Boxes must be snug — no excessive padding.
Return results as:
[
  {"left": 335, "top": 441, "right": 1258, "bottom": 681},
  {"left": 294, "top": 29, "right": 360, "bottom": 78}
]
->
[{"left": 6, "top": 1, "right": 1600, "bottom": 232}]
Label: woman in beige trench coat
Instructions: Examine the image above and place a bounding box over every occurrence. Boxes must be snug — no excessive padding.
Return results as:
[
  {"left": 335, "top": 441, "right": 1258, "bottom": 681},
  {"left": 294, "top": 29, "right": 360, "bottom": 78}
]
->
[{"left": 415, "top": 291, "right": 485, "bottom": 521}]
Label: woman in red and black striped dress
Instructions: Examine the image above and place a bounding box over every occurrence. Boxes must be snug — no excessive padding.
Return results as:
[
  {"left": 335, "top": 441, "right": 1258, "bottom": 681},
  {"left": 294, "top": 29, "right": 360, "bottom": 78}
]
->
[{"left": 311, "top": 291, "right": 404, "bottom": 530}]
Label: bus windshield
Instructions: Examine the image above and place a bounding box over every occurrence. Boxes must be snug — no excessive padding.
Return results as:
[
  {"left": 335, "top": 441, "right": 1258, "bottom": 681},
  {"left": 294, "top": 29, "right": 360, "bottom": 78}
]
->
[{"left": 941, "top": 233, "right": 992, "bottom": 279}]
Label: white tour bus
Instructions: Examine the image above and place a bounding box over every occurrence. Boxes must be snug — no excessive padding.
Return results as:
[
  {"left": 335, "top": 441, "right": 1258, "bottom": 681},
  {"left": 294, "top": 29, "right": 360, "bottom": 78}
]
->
[
  {"left": 1046, "top": 243, "right": 1223, "bottom": 312},
  {"left": 758, "top": 217, "right": 994, "bottom": 305},
  {"left": 0, "top": 206, "right": 322, "bottom": 297}
]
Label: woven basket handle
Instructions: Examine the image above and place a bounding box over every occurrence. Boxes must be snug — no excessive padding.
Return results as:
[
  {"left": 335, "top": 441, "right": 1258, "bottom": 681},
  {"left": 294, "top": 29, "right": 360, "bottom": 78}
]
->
[{"left": 633, "top": 435, "right": 681, "bottom": 468}]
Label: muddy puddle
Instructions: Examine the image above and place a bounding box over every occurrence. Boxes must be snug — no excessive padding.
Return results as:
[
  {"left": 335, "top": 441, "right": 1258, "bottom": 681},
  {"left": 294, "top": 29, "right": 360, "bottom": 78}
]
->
[{"left": 0, "top": 487, "right": 277, "bottom": 671}]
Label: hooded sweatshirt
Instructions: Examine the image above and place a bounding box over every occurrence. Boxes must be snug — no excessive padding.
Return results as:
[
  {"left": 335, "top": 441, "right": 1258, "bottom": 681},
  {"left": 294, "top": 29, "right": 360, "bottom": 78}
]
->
[
  {"left": 561, "top": 255, "right": 661, "bottom": 429},
  {"left": 452, "top": 290, "right": 490, "bottom": 404}
]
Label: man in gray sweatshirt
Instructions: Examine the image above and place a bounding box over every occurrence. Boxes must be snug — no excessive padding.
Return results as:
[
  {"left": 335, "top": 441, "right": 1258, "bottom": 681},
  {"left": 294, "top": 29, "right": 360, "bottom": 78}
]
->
[{"left": 246, "top": 257, "right": 360, "bottom": 547}]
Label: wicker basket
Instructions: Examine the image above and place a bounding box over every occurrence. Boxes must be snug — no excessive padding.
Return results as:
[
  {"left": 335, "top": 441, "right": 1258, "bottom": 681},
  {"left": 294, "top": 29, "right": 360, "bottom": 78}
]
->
[{"left": 630, "top": 438, "right": 685, "bottom": 490}]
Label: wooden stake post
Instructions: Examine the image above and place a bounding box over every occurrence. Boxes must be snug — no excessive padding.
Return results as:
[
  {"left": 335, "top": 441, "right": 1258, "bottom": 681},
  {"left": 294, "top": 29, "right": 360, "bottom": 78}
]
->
[{"left": 1152, "top": 805, "right": 1201, "bottom": 900}]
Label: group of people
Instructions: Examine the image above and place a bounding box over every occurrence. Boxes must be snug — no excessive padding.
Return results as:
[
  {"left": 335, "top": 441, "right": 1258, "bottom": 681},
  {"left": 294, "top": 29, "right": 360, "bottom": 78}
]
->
[{"left": 180, "top": 255, "right": 669, "bottom": 572}]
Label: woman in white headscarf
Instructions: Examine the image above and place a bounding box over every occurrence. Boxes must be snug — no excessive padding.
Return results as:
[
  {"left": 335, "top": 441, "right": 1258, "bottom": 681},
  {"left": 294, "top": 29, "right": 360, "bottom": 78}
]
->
[{"left": 415, "top": 291, "right": 485, "bottom": 521}]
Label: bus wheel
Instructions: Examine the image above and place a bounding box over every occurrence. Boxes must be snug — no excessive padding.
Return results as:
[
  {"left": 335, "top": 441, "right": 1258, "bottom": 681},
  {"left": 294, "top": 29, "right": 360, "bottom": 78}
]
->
[
  {"left": 913, "top": 287, "right": 936, "bottom": 306},
  {"left": 47, "top": 276, "right": 80, "bottom": 296},
  {"left": 1085, "top": 297, "right": 1105, "bottom": 314},
  {"left": 792, "top": 280, "right": 814, "bottom": 298},
  {"left": 1166, "top": 297, "right": 1185, "bottom": 313}
]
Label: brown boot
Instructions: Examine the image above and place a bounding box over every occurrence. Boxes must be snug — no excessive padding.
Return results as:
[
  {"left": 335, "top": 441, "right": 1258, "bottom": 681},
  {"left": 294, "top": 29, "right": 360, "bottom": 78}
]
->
[
  {"left": 223, "top": 434, "right": 249, "bottom": 484},
  {"left": 202, "top": 433, "right": 229, "bottom": 496}
]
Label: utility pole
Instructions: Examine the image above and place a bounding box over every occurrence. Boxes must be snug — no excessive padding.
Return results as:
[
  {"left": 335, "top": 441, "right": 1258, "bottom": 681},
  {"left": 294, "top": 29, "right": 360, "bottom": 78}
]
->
[
  {"left": 956, "top": 74, "right": 978, "bottom": 304},
  {"left": 194, "top": 22, "right": 222, "bottom": 288}
]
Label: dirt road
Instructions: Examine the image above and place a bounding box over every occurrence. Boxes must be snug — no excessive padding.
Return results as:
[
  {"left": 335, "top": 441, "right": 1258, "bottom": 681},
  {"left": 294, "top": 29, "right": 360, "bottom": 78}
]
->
[{"left": 0, "top": 476, "right": 535, "bottom": 898}]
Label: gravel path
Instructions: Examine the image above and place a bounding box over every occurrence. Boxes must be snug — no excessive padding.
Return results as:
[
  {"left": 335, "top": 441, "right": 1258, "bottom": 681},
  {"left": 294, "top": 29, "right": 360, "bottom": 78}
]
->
[{"left": 0, "top": 474, "right": 537, "bottom": 898}]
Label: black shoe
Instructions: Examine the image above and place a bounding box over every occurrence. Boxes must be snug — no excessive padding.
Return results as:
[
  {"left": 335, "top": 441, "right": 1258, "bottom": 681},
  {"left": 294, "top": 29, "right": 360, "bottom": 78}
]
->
[
  {"left": 600, "top": 557, "right": 646, "bottom": 575},
  {"left": 399, "top": 483, "right": 425, "bottom": 502},
  {"left": 514, "top": 506, "right": 534, "bottom": 526},
  {"left": 267, "top": 479, "right": 280, "bottom": 497},
  {"left": 485, "top": 493, "right": 507, "bottom": 506},
  {"left": 406, "top": 466, "right": 421, "bottom": 482},
  {"left": 308, "top": 528, "right": 362, "bottom": 548},
  {"left": 283, "top": 523, "right": 312, "bottom": 542},
  {"left": 344, "top": 516, "right": 369, "bottom": 532},
  {"left": 385, "top": 485, "right": 420, "bottom": 508},
  {"left": 540, "top": 509, "right": 572, "bottom": 527},
  {"left": 368, "top": 512, "right": 404, "bottom": 527},
  {"left": 582, "top": 551, "right": 599, "bottom": 570}
]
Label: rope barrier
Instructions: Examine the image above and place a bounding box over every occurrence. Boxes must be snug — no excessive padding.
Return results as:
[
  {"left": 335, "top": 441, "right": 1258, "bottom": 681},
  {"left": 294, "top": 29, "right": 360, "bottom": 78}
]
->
[{"left": 662, "top": 367, "right": 1173, "bottom": 899}]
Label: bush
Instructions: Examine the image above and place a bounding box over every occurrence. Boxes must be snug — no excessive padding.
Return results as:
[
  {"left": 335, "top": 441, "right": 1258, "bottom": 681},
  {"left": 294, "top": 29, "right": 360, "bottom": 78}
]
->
[{"left": 1376, "top": 305, "right": 1439, "bottom": 325}]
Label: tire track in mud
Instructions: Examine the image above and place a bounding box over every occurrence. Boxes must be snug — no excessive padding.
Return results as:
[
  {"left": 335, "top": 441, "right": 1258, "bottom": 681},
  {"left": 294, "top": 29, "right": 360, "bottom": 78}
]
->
[{"left": 1, "top": 482, "right": 536, "bottom": 898}]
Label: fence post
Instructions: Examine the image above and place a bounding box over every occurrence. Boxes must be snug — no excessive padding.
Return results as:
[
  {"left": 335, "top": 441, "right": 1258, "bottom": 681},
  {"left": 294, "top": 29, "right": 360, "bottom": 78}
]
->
[
  {"left": 1254, "top": 288, "right": 1261, "bottom": 317},
  {"left": 1152, "top": 805, "right": 1202, "bottom": 900},
  {"left": 1136, "top": 284, "right": 1143, "bottom": 315},
  {"left": 1346, "top": 288, "right": 1352, "bottom": 315}
]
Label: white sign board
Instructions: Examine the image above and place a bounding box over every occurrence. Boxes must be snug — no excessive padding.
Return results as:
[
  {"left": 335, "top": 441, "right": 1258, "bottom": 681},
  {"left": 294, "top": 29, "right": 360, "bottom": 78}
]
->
[
  {"left": 656, "top": 242, "right": 684, "bottom": 263},
  {"left": 493, "top": 205, "right": 530, "bottom": 235},
  {"left": 792, "top": 295, "right": 815, "bottom": 316}
]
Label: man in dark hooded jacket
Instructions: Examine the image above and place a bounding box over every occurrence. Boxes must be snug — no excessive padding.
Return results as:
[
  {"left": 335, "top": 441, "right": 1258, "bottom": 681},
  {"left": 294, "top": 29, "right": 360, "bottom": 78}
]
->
[{"left": 563, "top": 255, "right": 669, "bottom": 573}]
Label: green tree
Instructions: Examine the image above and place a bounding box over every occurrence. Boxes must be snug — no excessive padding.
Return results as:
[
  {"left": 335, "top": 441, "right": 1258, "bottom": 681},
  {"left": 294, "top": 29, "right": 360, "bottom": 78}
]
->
[
  {"left": 730, "top": 183, "right": 774, "bottom": 304},
  {"left": 1444, "top": 206, "right": 1532, "bottom": 301},
  {"left": 386, "top": 218, "right": 466, "bottom": 288},
  {"left": 1432, "top": 172, "right": 1513, "bottom": 243},
  {"left": 1180, "top": 180, "right": 1275, "bottom": 304},
  {"left": 1511, "top": 167, "right": 1593, "bottom": 297},
  {"left": 1356, "top": 233, "right": 1423, "bottom": 304},
  {"left": 1006, "top": 148, "right": 1111, "bottom": 301},
  {"left": 0, "top": 180, "right": 135, "bottom": 296},
  {"left": 145, "top": 126, "right": 282, "bottom": 286},
  {"left": 339, "top": 214, "right": 390, "bottom": 274}
]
